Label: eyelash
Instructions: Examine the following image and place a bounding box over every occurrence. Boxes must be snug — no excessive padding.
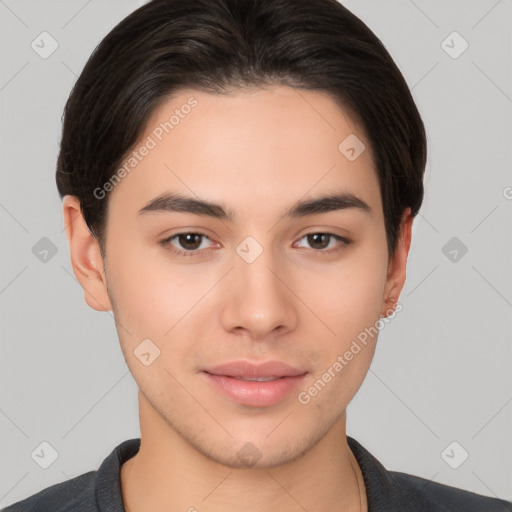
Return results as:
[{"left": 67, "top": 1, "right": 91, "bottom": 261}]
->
[{"left": 160, "top": 231, "right": 350, "bottom": 257}]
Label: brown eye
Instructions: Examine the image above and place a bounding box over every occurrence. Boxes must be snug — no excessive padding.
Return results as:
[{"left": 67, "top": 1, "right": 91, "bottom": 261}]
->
[
  {"left": 161, "top": 232, "right": 214, "bottom": 256},
  {"left": 306, "top": 233, "right": 331, "bottom": 250},
  {"left": 176, "top": 233, "right": 203, "bottom": 251},
  {"left": 294, "top": 233, "right": 350, "bottom": 253}
]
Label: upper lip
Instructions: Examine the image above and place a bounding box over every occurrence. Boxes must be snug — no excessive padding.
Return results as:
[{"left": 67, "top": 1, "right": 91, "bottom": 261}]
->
[{"left": 203, "top": 360, "right": 307, "bottom": 378}]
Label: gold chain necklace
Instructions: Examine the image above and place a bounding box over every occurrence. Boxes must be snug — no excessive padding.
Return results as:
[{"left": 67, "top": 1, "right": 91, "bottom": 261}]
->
[{"left": 348, "top": 446, "right": 365, "bottom": 512}]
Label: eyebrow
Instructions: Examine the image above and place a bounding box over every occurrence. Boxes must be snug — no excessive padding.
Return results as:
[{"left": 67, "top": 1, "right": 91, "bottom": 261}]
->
[{"left": 138, "top": 190, "right": 372, "bottom": 221}]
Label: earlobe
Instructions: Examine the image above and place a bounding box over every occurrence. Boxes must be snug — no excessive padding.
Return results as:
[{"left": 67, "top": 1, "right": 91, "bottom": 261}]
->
[
  {"left": 381, "top": 208, "right": 413, "bottom": 318},
  {"left": 62, "top": 195, "right": 113, "bottom": 312}
]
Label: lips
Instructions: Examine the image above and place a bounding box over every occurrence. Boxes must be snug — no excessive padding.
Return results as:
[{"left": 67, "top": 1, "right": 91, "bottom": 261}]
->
[{"left": 202, "top": 360, "right": 308, "bottom": 407}]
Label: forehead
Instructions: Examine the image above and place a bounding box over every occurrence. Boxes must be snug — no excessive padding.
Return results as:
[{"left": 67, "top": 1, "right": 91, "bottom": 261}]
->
[{"left": 109, "top": 85, "right": 382, "bottom": 222}]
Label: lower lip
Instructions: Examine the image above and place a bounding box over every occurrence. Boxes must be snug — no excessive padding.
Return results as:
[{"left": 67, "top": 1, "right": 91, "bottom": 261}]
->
[{"left": 203, "top": 372, "right": 307, "bottom": 407}]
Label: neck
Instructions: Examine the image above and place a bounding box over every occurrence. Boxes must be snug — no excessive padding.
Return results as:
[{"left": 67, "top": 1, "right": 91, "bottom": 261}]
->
[{"left": 121, "top": 391, "right": 366, "bottom": 512}]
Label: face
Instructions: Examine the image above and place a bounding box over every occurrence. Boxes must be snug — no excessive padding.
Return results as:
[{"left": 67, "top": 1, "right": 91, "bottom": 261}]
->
[{"left": 65, "top": 85, "right": 411, "bottom": 468}]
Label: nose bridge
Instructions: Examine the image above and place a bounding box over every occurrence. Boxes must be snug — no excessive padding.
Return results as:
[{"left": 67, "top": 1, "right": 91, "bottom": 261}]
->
[{"left": 220, "top": 236, "right": 297, "bottom": 337}]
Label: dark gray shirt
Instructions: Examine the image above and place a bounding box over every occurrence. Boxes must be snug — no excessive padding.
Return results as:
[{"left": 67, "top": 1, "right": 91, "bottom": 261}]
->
[{"left": 2, "top": 436, "right": 511, "bottom": 511}]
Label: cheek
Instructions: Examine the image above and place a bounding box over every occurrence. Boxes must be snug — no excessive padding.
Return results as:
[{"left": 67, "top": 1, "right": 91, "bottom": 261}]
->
[
  {"left": 105, "top": 237, "right": 170, "bottom": 337},
  {"left": 295, "top": 243, "right": 388, "bottom": 344},
  {"left": 105, "top": 239, "right": 216, "bottom": 357},
  {"left": 297, "top": 257, "right": 385, "bottom": 410}
]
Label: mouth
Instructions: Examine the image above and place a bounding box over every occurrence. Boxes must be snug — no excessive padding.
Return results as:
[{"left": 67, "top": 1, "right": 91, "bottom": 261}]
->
[{"left": 202, "top": 360, "right": 308, "bottom": 407}]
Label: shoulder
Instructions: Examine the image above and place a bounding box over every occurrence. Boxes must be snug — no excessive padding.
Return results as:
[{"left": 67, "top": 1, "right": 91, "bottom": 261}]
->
[
  {"left": 347, "top": 436, "right": 512, "bottom": 511},
  {"left": 389, "top": 469, "right": 512, "bottom": 511},
  {"left": 1, "top": 471, "right": 97, "bottom": 512},
  {"left": 2, "top": 438, "right": 140, "bottom": 512}
]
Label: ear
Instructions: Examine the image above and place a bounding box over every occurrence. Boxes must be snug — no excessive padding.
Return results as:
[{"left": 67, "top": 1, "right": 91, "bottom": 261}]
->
[
  {"left": 381, "top": 207, "right": 413, "bottom": 317},
  {"left": 62, "top": 195, "right": 113, "bottom": 312}
]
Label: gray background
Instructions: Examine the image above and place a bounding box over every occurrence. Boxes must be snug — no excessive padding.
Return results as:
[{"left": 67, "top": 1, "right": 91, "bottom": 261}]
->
[{"left": 1, "top": 0, "right": 511, "bottom": 507}]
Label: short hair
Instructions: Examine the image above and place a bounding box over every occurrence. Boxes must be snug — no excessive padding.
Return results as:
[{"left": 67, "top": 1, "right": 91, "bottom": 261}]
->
[{"left": 56, "top": 0, "right": 427, "bottom": 259}]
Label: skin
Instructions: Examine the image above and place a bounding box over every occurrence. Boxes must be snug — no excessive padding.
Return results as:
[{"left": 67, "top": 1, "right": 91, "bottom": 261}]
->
[{"left": 63, "top": 85, "right": 413, "bottom": 512}]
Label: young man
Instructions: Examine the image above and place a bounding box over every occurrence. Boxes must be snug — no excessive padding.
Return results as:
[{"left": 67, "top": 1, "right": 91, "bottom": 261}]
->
[{"left": 3, "top": 0, "right": 510, "bottom": 510}]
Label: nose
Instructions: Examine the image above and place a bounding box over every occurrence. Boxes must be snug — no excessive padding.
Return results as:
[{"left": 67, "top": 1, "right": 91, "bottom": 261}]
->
[{"left": 220, "top": 243, "right": 298, "bottom": 340}]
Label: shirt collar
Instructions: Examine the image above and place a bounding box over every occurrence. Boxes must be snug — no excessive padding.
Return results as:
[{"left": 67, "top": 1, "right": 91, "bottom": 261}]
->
[{"left": 95, "top": 436, "right": 420, "bottom": 512}]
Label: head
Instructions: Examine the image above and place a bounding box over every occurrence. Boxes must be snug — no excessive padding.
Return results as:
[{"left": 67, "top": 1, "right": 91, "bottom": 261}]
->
[{"left": 59, "top": 0, "right": 426, "bottom": 468}]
